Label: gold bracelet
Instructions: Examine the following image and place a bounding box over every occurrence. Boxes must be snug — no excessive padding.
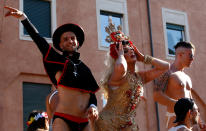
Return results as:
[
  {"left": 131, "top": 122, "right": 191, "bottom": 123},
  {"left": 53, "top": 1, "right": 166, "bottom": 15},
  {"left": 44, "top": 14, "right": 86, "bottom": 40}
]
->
[{"left": 144, "top": 55, "right": 154, "bottom": 64}]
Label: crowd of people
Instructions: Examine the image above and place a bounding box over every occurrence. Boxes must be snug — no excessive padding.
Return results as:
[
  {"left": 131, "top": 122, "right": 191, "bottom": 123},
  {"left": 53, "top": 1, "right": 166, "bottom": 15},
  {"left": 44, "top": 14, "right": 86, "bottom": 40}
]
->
[{"left": 4, "top": 6, "right": 206, "bottom": 131}]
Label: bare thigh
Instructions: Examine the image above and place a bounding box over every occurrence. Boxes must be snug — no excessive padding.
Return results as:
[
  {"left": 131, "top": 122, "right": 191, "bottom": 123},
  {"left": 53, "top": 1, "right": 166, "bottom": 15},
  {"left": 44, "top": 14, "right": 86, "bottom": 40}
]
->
[{"left": 52, "top": 118, "right": 70, "bottom": 131}]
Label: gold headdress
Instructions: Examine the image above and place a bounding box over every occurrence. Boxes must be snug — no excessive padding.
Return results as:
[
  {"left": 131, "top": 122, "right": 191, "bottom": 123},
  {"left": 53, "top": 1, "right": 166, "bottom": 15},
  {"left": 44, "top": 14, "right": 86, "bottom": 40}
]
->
[
  {"left": 105, "top": 17, "right": 129, "bottom": 43},
  {"left": 105, "top": 17, "right": 131, "bottom": 59}
]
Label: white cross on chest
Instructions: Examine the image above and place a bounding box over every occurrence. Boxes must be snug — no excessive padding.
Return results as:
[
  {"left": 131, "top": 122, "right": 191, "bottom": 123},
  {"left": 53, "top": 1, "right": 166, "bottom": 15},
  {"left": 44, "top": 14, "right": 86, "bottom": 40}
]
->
[{"left": 73, "top": 71, "right": 78, "bottom": 77}]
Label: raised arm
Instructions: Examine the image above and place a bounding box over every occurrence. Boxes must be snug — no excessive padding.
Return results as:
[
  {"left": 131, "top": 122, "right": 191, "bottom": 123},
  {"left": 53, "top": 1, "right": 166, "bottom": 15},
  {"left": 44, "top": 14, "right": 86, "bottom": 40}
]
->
[
  {"left": 139, "top": 58, "right": 170, "bottom": 84},
  {"left": 4, "top": 6, "right": 50, "bottom": 56},
  {"left": 134, "top": 43, "right": 170, "bottom": 84},
  {"left": 109, "top": 42, "right": 127, "bottom": 86}
]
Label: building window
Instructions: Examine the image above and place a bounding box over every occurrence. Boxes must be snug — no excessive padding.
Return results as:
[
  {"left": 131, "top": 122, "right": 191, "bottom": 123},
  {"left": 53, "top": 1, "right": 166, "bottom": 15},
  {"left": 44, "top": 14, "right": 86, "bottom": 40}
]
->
[
  {"left": 166, "top": 23, "right": 185, "bottom": 55},
  {"left": 162, "top": 8, "right": 190, "bottom": 59},
  {"left": 96, "top": 0, "right": 129, "bottom": 50},
  {"left": 23, "top": 82, "right": 51, "bottom": 131},
  {"left": 20, "top": 0, "right": 56, "bottom": 43},
  {"left": 100, "top": 11, "right": 123, "bottom": 47},
  {"left": 23, "top": 0, "right": 51, "bottom": 37}
]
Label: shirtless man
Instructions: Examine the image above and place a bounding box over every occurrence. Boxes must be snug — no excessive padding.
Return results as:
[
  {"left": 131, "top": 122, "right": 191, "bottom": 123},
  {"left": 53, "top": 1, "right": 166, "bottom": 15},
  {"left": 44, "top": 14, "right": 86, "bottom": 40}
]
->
[
  {"left": 5, "top": 6, "right": 99, "bottom": 131},
  {"left": 153, "top": 41, "right": 195, "bottom": 129}
]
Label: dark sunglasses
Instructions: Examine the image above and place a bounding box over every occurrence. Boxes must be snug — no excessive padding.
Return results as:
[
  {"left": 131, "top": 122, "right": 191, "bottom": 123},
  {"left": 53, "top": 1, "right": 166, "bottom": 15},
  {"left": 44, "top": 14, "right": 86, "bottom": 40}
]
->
[
  {"left": 122, "top": 40, "right": 130, "bottom": 45},
  {"left": 116, "top": 40, "right": 130, "bottom": 49}
]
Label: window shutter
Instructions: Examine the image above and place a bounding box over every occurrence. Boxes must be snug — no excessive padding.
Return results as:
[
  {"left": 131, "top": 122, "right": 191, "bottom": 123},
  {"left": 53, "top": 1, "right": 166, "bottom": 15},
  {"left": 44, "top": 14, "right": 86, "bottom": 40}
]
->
[
  {"left": 23, "top": 82, "right": 51, "bottom": 131},
  {"left": 23, "top": 0, "right": 51, "bottom": 38}
]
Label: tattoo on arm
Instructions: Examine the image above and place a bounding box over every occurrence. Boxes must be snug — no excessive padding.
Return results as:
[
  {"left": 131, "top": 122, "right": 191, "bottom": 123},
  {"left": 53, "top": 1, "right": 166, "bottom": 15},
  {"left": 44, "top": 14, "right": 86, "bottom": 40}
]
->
[{"left": 154, "top": 71, "right": 170, "bottom": 92}]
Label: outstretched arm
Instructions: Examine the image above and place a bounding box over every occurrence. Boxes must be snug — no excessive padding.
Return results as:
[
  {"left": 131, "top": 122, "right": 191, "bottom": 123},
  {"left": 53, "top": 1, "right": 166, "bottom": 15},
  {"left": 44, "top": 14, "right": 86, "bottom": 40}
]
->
[
  {"left": 4, "top": 6, "right": 50, "bottom": 56},
  {"left": 4, "top": 6, "right": 27, "bottom": 20}
]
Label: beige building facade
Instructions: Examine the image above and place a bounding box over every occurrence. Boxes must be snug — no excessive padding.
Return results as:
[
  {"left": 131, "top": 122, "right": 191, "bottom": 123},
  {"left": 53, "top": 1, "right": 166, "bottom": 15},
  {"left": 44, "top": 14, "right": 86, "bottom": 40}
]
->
[{"left": 0, "top": 0, "right": 205, "bottom": 131}]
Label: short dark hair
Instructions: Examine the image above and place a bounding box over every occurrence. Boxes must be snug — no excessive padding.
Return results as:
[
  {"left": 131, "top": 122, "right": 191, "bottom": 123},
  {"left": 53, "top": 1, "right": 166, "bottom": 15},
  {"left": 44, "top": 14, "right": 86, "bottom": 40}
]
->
[
  {"left": 173, "top": 98, "right": 194, "bottom": 123},
  {"left": 174, "top": 41, "right": 195, "bottom": 50}
]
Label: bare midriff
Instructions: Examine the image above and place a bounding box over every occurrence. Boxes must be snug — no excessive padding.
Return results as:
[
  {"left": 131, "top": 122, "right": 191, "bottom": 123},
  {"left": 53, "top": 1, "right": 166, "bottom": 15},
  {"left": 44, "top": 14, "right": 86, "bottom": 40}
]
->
[{"left": 55, "top": 86, "right": 90, "bottom": 118}]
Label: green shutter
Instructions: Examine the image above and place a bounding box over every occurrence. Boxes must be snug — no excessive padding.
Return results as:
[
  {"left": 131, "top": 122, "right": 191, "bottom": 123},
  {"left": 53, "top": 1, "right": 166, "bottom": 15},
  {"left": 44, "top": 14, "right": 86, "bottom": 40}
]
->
[
  {"left": 166, "top": 23, "right": 184, "bottom": 31},
  {"left": 23, "top": 82, "right": 51, "bottom": 131},
  {"left": 24, "top": 0, "right": 51, "bottom": 38}
]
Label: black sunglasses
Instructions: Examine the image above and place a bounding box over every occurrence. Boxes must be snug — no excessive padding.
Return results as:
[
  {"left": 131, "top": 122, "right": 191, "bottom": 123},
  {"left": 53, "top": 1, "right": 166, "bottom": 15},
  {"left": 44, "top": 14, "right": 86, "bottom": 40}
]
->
[
  {"left": 122, "top": 40, "right": 130, "bottom": 45},
  {"left": 116, "top": 40, "right": 130, "bottom": 49}
]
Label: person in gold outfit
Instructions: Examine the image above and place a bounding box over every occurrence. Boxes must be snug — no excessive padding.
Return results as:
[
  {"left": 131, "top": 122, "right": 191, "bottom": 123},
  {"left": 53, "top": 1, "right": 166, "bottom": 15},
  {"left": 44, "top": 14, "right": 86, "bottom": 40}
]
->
[{"left": 89, "top": 21, "right": 170, "bottom": 131}]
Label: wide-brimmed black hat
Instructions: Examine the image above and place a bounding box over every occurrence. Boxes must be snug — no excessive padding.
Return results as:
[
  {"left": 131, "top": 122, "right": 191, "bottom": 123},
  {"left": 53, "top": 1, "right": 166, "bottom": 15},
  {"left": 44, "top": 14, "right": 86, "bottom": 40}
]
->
[
  {"left": 173, "top": 98, "right": 194, "bottom": 123},
  {"left": 52, "top": 23, "right": 85, "bottom": 51}
]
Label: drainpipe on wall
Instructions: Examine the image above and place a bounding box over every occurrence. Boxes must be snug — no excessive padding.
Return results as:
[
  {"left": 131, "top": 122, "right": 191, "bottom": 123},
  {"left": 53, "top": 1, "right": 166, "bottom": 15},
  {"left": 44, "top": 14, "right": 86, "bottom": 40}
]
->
[{"left": 146, "top": 0, "right": 160, "bottom": 131}]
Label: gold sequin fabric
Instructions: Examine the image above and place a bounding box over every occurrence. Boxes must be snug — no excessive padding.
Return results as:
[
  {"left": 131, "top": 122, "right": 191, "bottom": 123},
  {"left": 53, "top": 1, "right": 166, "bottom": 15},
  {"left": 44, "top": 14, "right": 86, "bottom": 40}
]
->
[{"left": 94, "top": 72, "right": 143, "bottom": 131}]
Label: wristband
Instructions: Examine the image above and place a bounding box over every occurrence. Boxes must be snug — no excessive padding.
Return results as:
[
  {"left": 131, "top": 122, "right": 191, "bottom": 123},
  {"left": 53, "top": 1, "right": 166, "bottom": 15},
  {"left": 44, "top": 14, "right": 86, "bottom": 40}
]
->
[{"left": 144, "top": 55, "right": 154, "bottom": 64}]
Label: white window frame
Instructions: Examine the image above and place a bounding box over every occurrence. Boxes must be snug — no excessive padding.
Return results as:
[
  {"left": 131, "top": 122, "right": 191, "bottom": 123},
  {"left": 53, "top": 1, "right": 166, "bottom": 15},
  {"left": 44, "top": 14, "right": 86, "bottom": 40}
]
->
[
  {"left": 162, "top": 8, "right": 190, "bottom": 60},
  {"left": 19, "top": 0, "right": 57, "bottom": 43},
  {"left": 96, "top": 0, "right": 129, "bottom": 51}
]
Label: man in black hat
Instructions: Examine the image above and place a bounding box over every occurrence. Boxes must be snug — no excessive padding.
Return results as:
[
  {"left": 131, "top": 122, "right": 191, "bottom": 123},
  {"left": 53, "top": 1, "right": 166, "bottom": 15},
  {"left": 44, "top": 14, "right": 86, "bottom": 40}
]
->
[
  {"left": 168, "top": 98, "right": 200, "bottom": 131},
  {"left": 5, "top": 6, "right": 99, "bottom": 131}
]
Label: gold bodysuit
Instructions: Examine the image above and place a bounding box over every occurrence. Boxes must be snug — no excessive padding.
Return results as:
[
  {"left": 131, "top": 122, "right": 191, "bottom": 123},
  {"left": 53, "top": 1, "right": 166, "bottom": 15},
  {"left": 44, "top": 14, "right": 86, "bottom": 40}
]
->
[{"left": 94, "top": 72, "right": 143, "bottom": 131}]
